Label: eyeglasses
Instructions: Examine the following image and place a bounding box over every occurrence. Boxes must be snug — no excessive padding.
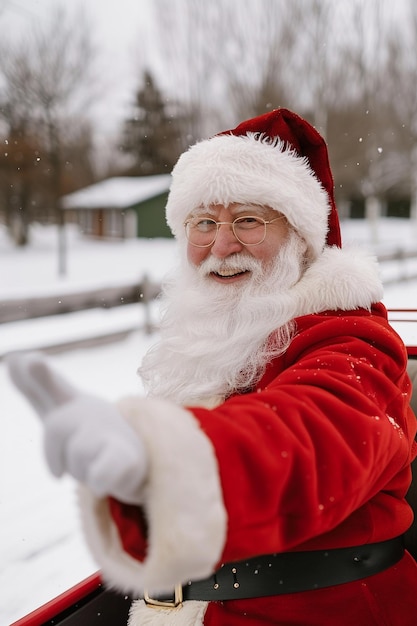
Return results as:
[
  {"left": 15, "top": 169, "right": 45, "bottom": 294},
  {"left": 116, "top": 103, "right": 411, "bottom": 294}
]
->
[{"left": 184, "top": 215, "right": 285, "bottom": 248}]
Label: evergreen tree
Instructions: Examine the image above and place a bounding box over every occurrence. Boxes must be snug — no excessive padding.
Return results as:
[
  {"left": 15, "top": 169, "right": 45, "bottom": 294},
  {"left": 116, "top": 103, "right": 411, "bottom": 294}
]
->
[{"left": 121, "top": 70, "right": 186, "bottom": 176}]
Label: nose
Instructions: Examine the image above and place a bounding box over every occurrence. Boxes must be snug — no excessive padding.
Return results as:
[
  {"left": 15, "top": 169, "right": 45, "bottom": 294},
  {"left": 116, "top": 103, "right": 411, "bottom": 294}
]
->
[{"left": 210, "top": 222, "right": 244, "bottom": 258}]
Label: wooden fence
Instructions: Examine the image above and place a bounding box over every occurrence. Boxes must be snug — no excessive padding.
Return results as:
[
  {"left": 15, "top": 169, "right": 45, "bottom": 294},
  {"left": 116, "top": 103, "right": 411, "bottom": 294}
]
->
[
  {"left": 378, "top": 249, "right": 417, "bottom": 285},
  {"left": 0, "top": 275, "right": 160, "bottom": 324}
]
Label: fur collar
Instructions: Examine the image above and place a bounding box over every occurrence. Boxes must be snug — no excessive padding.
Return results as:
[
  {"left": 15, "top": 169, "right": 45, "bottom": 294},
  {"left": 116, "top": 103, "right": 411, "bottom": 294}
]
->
[{"left": 284, "top": 245, "right": 383, "bottom": 321}]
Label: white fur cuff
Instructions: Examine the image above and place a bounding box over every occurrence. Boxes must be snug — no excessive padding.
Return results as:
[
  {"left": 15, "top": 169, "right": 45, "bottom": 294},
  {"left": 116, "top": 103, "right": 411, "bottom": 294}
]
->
[{"left": 79, "top": 397, "right": 227, "bottom": 598}]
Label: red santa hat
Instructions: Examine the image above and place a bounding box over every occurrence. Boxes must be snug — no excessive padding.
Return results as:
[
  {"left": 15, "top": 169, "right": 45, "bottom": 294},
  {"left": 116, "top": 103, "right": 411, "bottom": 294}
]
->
[{"left": 166, "top": 108, "right": 341, "bottom": 260}]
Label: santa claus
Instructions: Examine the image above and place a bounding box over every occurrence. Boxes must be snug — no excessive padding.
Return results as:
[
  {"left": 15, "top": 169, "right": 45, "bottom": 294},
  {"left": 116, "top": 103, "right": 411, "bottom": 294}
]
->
[{"left": 8, "top": 109, "right": 417, "bottom": 625}]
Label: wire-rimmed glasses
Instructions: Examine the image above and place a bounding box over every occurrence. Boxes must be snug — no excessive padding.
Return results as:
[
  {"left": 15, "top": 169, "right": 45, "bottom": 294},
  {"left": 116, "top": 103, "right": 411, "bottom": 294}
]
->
[{"left": 184, "top": 215, "right": 285, "bottom": 248}]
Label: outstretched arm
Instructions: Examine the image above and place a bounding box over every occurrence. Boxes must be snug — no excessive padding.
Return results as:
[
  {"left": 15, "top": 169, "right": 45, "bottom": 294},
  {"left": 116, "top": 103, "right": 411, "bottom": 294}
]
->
[{"left": 7, "top": 351, "right": 148, "bottom": 504}]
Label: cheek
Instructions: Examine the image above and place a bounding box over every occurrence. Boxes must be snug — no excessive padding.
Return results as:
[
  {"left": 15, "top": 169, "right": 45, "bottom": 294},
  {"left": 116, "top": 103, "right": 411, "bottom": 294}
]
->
[
  {"left": 187, "top": 243, "right": 210, "bottom": 266},
  {"left": 258, "top": 227, "right": 291, "bottom": 264},
  {"left": 264, "top": 242, "right": 282, "bottom": 264},
  {"left": 249, "top": 241, "right": 278, "bottom": 265}
]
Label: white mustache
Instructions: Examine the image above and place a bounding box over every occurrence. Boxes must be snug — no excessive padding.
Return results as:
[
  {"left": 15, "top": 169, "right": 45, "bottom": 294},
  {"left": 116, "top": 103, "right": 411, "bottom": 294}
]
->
[{"left": 197, "top": 254, "right": 263, "bottom": 278}]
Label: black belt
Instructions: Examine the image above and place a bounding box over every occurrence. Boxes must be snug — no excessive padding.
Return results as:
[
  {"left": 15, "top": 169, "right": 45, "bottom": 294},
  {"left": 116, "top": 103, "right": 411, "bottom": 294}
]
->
[{"left": 144, "top": 537, "right": 404, "bottom": 606}]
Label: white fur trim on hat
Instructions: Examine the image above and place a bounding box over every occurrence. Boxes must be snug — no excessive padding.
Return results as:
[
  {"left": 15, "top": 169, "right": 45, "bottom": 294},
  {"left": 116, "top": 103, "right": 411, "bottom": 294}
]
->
[{"left": 166, "top": 133, "right": 331, "bottom": 260}]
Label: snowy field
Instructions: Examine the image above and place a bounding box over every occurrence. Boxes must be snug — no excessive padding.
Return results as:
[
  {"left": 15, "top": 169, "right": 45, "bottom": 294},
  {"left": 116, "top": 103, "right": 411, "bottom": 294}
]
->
[{"left": 1, "top": 218, "right": 417, "bottom": 625}]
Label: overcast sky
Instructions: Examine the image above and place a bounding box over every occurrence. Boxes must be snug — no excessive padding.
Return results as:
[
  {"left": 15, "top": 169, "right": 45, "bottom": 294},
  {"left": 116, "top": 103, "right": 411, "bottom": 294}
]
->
[{"left": 0, "top": 0, "right": 412, "bottom": 144}]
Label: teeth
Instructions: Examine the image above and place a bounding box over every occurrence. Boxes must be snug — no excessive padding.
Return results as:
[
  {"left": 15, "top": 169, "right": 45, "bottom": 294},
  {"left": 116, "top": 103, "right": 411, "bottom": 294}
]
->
[{"left": 216, "top": 269, "right": 244, "bottom": 277}]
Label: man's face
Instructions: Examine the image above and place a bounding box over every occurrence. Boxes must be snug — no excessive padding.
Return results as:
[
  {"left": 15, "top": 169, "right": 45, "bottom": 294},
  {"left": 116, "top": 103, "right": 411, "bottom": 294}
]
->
[{"left": 186, "top": 203, "right": 290, "bottom": 286}]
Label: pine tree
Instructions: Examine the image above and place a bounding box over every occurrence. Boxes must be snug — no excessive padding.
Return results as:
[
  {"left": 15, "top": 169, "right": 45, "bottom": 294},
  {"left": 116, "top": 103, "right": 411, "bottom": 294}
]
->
[{"left": 121, "top": 70, "right": 185, "bottom": 176}]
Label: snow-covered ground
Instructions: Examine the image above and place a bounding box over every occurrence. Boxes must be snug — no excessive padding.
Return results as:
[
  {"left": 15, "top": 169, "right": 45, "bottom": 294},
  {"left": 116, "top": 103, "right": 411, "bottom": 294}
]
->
[{"left": 1, "top": 219, "right": 417, "bottom": 625}]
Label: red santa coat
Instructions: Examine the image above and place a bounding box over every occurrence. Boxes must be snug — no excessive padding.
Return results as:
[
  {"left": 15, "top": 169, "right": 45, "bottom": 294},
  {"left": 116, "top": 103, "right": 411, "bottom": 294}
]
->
[{"left": 78, "top": 250, "right": 417, "bottom": 625}]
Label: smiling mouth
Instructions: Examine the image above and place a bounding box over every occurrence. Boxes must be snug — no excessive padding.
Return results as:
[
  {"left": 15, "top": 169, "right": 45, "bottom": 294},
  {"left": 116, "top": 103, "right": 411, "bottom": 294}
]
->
[{"left": 212, "top": 269, "right": 250, "bottom": 279}]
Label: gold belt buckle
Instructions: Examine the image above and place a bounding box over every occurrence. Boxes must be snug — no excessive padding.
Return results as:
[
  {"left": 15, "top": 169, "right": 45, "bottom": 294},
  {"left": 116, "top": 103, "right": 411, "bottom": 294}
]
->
[{"left": 144, "top": 584, "right": 183, "bottom": 609}]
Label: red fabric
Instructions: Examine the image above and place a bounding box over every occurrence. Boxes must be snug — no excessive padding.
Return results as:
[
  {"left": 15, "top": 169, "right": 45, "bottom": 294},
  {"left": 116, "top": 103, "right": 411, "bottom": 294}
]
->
[
  {"left": 219, "top": 108, "right": 342, "bottom": 248},
  {"left": 109, "top": 302, "right": 417, "bottom": 623},
  {"left": 195, "top": 303, "right": 415, "bottom": 563},
  {"left": 108, "top": 497, "right": 148, "bottom": 561}
]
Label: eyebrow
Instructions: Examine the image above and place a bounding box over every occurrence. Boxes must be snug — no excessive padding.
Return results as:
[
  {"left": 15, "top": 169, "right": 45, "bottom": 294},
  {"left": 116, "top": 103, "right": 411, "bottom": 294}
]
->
[
  {"left": 189, "top": 204, "right": 270, "bottom": 219},
  {"left": 232, "top": 204, "right": 270, "bottom": 217}
]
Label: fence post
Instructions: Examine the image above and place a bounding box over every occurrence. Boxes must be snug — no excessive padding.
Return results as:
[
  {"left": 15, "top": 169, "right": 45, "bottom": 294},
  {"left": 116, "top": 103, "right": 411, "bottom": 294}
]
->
[{"left": 141, "top": 274, "right": 153, "bottom": 335}]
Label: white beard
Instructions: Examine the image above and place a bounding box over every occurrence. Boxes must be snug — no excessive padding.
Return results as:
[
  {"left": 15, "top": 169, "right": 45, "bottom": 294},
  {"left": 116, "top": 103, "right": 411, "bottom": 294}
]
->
[{"left": 139, "top": 232, "right": 308, "bottom": 407}]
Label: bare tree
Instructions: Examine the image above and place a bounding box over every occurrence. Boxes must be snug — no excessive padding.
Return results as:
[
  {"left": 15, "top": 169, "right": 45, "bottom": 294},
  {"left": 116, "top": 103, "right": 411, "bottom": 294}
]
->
[
  {"left": 149, "top": 0, "right": 353, "bottom": 134},
  {"left": 381, "top": 1, "right": 417, "bottom": 230},
  {"left": 150, "top": 0, "right": 316, "bottom": 135},
  {"left": 321, "top": 1, "right": 413, "bottom": 230},
  {"left": 219, "top": 0, "right": 306, "bottom": 122},
  {"left": 0, "top": 6, "right": 97, "bottom": 256},
  {"left": 149, "top": 0, "right": 223, "bottom": 141}
]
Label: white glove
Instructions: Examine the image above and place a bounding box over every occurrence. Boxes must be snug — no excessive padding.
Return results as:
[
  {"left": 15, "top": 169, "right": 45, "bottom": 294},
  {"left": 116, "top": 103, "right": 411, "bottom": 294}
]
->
[{"left": 7, "top": 351, "right": 147, "bottom": 504}]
